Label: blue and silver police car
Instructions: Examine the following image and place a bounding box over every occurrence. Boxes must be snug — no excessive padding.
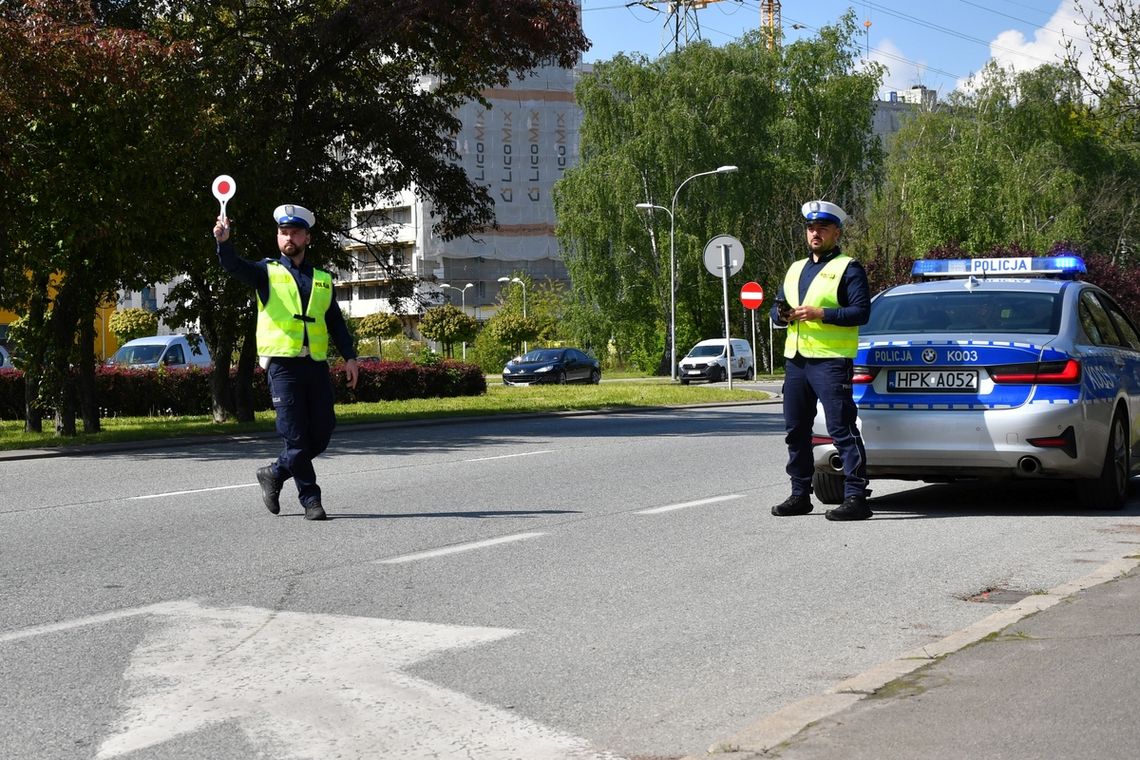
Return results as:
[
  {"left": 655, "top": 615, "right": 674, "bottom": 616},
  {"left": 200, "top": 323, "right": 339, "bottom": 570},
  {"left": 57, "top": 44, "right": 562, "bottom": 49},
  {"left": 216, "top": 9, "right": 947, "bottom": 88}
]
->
[{"left": 811, "top": 255, "right": 1140, "bottom": 509}]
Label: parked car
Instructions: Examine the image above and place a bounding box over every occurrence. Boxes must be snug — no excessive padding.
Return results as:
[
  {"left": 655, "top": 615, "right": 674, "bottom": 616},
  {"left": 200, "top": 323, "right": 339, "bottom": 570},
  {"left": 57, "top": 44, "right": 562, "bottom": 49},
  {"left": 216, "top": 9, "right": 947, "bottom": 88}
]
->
[
  {"left": 0, "top": 344, "right": 12, "bottom": 369},
  {"left": 502, "top": 347, "right": 601, "bottom": 385},
  {"left": 106, "top": 334, "right": 212, "bottom": 370},
  {"left": 678, "top": 338, "right": 754, "bottom": 384},
  {"left": 810, "top": 255, "right": 1140, "bottom": 509}
]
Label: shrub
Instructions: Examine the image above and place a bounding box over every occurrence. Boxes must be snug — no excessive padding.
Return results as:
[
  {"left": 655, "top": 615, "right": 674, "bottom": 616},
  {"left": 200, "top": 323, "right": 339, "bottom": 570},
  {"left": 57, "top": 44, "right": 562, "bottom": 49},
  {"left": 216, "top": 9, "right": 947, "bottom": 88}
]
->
[{"left": 0, "top": 360, "right": 486, "bottom": 420}]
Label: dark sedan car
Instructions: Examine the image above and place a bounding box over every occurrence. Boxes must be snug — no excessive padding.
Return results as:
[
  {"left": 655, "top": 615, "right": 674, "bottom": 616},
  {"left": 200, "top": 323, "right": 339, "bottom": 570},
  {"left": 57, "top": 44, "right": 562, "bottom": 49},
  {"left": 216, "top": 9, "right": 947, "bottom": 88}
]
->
[{"left": 502, "top": 348, "right": 601, "bottom": 385}]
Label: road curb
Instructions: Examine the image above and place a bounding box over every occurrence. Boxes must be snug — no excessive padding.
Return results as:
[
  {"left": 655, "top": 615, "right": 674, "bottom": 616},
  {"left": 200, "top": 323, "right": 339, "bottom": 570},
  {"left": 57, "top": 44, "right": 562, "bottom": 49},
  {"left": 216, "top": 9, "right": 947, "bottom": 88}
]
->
[{"left": 690, "top": 553, "right": 1140, "bottom": 759}]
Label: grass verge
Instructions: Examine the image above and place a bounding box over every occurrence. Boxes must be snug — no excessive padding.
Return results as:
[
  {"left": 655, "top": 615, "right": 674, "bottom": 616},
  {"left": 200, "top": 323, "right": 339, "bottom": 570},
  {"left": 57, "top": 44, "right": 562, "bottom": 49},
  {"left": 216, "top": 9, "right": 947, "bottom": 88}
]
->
[{"left": 0, "top": 381, "right": 771, "bottom": 452}]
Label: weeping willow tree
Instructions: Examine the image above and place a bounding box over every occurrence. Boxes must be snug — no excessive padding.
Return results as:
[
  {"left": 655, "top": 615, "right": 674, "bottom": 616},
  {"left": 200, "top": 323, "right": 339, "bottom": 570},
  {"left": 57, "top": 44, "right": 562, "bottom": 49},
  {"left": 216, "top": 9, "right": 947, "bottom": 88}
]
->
[{"left": 554, "top": 13, "right": 883, "bottom": 373}]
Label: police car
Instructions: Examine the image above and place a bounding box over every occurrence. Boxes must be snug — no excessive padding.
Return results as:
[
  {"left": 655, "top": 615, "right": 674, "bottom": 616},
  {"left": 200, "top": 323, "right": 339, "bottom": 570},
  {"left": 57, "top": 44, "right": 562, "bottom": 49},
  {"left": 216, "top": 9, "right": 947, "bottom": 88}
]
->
[{"left": 811, "top": 255, "right": 1140, "bottom": 509}]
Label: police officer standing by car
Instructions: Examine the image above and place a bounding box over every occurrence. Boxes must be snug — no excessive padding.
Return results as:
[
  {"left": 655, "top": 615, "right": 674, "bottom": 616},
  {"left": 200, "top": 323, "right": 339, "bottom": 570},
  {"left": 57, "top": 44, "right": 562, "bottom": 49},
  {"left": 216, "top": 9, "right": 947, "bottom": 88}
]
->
[
  {"left": 770, "top": 201, "right": 872, "bottom": 521},
  {"left": 213, "top": 205, "right": 358, "bottom": 521}
]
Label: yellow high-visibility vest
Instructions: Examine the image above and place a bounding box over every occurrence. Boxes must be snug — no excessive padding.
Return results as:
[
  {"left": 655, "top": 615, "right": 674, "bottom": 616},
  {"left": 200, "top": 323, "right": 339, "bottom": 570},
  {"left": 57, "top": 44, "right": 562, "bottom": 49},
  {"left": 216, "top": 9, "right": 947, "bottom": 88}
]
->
[
  {"left": 782, "top": 255, "right": 859, "bottom": 359},
  {"left": 256, "top": 262, "right": 333, "bottom": 360}
]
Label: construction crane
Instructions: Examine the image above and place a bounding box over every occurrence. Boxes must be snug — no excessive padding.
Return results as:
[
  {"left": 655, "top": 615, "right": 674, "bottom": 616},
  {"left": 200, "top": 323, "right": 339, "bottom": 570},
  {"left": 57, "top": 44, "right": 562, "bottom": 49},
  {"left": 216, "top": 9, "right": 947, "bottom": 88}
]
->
[{"left": 760, "top": 1, "right": 781, "bottom": 52}]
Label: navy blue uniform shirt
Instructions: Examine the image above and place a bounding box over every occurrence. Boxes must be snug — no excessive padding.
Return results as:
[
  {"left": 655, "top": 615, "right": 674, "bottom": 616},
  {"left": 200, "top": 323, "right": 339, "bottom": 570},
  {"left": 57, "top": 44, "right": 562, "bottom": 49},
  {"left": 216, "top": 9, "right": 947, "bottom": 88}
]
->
[
  {"left": 217, "top": 239, "right": 357, "bottom": 360},
  {"left": 770, "top": 248, "right": 871, "bottom": 328}
]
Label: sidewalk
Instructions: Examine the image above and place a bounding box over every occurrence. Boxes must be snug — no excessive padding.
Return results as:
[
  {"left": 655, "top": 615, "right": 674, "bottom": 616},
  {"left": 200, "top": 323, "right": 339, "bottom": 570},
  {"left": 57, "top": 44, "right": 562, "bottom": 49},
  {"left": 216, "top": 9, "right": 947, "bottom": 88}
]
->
[{"left": 693, "top": 556, "right": 1140, "bottom": 760}]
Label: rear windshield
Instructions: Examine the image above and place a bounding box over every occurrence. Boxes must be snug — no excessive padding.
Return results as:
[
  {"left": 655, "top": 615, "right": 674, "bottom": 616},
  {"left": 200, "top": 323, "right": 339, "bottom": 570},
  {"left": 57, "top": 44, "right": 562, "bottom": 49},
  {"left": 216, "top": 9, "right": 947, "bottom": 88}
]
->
[{"left": 863, "top": 291, "right": 1062, "bottom": 336}]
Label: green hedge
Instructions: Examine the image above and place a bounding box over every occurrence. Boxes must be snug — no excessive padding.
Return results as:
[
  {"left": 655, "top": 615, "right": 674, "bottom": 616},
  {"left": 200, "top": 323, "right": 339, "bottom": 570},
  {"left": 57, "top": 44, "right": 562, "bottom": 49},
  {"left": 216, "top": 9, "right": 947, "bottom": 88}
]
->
[{"left": 0, "top": 359, "right": 486, "bottom": 420}]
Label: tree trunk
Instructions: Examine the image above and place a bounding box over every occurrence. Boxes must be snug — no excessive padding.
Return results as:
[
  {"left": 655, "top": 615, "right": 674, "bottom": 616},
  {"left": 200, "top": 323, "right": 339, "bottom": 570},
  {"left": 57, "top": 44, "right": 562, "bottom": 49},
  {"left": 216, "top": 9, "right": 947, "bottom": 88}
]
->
[
  {"left": 77, "top": 312, "right": 101, "bottom": 434},
  {"left": 22, "top": 280, "right": 50, "bottom": 434},
  {"left": 49, "top": 280, "right": 81, "bottom": 437},
  {"left": 234, "top": 319, "right": 257, "bottom": 423}
]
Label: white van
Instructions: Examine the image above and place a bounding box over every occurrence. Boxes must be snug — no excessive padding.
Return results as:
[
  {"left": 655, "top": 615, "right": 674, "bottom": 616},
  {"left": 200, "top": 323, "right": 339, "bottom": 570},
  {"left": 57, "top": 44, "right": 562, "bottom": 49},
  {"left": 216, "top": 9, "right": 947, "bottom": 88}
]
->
[
  {"left": 106, "top": 334, "right": 212, "bottom": 369},
  {"left": 678, "top": 338, "right": 753, "bottom": 384}
]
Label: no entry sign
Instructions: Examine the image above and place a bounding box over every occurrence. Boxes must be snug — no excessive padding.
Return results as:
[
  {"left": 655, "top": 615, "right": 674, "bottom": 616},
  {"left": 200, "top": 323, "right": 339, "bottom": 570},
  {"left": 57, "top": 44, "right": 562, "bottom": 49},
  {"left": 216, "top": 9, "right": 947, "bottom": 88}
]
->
[{"left": 740, "top": 281, "right": 765, "bottom": 310}]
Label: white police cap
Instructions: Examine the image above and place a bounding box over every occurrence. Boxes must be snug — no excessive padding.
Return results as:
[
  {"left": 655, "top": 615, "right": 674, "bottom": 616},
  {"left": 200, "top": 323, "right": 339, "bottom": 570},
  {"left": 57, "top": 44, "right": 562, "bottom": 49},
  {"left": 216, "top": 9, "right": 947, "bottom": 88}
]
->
[
  {"left": 801, "top": 200, "right": 847, "bottom": 227},
  {"left": 273, "top": 204, "right": 315, "bottom": 230}
]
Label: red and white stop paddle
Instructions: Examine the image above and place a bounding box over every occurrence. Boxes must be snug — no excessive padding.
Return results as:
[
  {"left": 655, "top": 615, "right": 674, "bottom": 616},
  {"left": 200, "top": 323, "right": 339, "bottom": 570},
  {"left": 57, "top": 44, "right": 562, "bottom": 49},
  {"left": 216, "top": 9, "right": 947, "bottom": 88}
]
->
[{"left": 212, "top": 175, "right": 236, "bottom": 224}]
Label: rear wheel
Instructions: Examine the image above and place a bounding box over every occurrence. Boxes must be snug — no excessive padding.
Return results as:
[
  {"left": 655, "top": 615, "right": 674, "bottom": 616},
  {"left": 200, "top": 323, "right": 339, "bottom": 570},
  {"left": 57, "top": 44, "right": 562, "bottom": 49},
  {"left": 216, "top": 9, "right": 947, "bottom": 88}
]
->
[
  {"left": 812, "top": 470, "right": 845, "bottom": 505},
  {"left": 1078, "top": 411, "right": 1129, "bottom": 510}
]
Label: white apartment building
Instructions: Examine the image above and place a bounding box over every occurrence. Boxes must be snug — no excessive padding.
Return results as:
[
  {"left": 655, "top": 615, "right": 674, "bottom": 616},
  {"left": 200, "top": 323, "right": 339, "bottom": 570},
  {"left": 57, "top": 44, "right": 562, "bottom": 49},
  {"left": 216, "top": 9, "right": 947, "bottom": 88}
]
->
[{"left": 337, "top": 60, "right": 586, "bottom": 325}]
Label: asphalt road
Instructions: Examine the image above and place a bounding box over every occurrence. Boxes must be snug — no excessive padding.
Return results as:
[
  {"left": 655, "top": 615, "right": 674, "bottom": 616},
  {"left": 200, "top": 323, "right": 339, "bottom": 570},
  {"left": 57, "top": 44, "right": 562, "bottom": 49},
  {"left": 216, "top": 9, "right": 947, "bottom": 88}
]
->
[{"left": 2, "top": 403, "right": 1138, "bottom": 759}]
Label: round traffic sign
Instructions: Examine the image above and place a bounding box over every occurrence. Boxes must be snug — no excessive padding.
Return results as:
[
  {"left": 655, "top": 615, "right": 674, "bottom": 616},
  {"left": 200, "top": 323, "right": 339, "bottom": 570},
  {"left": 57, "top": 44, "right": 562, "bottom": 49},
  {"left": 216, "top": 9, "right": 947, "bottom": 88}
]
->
[
  {"left": 702, "top": 234, "right": 744, "bottom": 277},
  {"left": 740, "top": 281, "right": 765, "bottom": 310}
]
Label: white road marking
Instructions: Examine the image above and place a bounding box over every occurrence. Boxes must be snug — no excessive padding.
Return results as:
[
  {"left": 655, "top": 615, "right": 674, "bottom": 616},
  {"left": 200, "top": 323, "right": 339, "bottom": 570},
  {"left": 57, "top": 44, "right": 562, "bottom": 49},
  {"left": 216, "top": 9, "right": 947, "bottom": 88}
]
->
[
  {"left": 463, "top": 449, "right": 555, "bottom": 462},
  {"left": 130, "top": 484, "right": 252, "bottom": 500},
  {"left": 86, "top": 601, "right": 623, "bottom": 760},
  {"left": 376, "top": 533, "right": 546, "bottom": 565},
  {"left": 635, "top": 494, "right": 745, "bottom": 515},
  {"left": 0, "top": 601, "right": 197, "bottom": 643}
]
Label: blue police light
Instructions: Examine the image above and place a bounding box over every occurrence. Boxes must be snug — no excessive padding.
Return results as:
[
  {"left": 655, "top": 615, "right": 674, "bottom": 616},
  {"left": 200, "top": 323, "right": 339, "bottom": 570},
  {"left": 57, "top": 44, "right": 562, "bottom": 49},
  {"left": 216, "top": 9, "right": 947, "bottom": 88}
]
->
[{"left": 912, "top": 255, "right": 1086, "bottom": 280}]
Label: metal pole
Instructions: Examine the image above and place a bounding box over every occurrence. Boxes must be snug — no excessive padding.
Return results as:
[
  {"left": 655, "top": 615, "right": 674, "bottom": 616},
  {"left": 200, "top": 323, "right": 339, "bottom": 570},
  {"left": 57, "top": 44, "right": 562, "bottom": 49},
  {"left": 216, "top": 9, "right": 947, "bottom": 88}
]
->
[
  {"left": 720, "top": 243, "right": 733, "bottom": 391},
  {"left": 668, "top": 207, "right": 677, "bottom": 380},
  {"left": 751, "top": 308, "right": 757, "bottom": 380}
]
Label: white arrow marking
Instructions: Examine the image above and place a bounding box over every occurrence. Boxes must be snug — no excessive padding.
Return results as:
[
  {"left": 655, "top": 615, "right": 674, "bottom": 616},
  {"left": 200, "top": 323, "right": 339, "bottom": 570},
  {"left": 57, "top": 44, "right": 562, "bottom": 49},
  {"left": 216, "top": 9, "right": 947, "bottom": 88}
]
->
[{"left": 97, "top": 601, "right": 624, "bottom": 759}]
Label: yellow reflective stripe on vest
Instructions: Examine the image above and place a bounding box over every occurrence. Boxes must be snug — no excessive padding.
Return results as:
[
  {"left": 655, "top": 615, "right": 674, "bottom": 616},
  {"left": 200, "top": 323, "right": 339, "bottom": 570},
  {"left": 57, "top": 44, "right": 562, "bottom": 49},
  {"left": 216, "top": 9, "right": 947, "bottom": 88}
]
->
[
  {"left": 256, "top": 262, "right": 334, "bottom": 360},
  {"left": 782, "top": 255, "right": 859, "bottom": 359}
]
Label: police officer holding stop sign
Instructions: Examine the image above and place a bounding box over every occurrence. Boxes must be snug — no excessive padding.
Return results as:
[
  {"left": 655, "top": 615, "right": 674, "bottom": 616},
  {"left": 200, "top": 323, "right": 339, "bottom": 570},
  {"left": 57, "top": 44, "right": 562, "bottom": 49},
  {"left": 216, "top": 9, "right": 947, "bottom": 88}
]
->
[
  {"left": 770, "top": 200, "right": 873, "bottom": 521},
  {"left": 214, "top": 204, "right": 358, "bottom": 521}
]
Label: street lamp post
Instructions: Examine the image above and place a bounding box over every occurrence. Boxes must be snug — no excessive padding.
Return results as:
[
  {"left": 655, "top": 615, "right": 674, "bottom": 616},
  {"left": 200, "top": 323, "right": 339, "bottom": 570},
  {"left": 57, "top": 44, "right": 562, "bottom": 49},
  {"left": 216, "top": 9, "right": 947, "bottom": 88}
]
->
[
  {"left": 636, "top": 165, "right": 738, "bottom": 381},
  {"left": 439, "top": 282, "right": 474, "bottom": 360},
  {"left": 497, "top": 276, "right": 528, "bottom": 353}
]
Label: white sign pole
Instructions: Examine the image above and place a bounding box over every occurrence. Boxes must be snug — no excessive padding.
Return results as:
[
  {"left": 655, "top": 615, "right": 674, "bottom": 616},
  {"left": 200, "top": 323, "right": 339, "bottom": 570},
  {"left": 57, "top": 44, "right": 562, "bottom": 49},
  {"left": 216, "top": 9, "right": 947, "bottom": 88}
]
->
[
  {"left": 720, "top": 243, "right": 733, "bottom": 391},
  {"left": 751, "top": 309, "right": 757, "bottom": 380}
]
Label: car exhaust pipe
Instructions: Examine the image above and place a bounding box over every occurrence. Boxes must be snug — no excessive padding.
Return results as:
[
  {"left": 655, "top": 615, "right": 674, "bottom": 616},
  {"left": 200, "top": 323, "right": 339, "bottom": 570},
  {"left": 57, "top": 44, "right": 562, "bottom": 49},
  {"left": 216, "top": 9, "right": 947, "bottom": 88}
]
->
[
  {"left": 1017, "top": 456, "right": 1041, "bottom": 475},
  {"left": 829, "top": 453, "right": 843, "bottom": 472}
]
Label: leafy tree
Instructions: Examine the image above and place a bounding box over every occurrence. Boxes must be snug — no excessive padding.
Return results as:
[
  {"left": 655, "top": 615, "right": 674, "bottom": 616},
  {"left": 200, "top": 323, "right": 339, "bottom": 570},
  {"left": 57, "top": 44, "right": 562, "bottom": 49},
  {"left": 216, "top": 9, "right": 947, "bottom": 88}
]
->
[
  {"left": 418, "top": 305, "right": 477, "bottom": 358},
  {"left": 108, "top": 308, "right": 159, "bottom": 344},
  {"left": 863, "top": 63, "right": 1139, "bottom": 264},
  {"left": 0, "top": 1, "right": 198, "bottom": 435},
  {"left": 1067, "top": 0, "right": 1140, "bottom": 130},
  {"left": 355, "top": 312, "right": 403, "bottom": 358},
  {"left": 149, "top": 0, "right": 587, "bottom": 422},
  {"left": 554, "top": 15, "right": 882, "bottom": 373},
  {"left": 482, "top": 312, "right": 540, "bottom": 356},
  {"left": 2, "top": 1, "right": 587, "bottom": 426}
]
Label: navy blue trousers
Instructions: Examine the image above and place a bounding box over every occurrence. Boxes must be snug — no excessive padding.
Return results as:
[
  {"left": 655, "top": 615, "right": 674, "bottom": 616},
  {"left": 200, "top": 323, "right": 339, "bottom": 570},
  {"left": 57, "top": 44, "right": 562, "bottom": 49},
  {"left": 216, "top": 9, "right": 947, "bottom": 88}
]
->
[
  {"left": 782, "top": 355, "right": 868, "bottom": 499},
  {"left": 267, "top": 357, "right": 336, "bottom": 507}
]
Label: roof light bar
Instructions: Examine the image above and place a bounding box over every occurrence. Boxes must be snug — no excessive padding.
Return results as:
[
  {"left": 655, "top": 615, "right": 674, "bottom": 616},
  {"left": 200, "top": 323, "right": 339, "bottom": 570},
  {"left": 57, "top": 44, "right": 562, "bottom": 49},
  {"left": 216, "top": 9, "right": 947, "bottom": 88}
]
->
[{"left": 911, "top": 254, "right": 1086, "bottom": 280}]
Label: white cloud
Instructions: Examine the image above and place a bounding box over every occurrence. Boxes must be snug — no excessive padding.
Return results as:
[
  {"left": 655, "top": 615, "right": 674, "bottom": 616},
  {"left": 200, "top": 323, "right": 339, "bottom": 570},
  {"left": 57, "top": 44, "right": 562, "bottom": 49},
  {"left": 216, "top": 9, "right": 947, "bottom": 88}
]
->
[{"left": 955, "top": 0, "right": 1099, "bottom": 93}]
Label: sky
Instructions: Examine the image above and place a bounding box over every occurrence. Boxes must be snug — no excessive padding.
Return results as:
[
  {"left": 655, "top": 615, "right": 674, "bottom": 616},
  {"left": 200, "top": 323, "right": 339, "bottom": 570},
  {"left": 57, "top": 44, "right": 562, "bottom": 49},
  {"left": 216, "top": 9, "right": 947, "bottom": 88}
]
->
[{"left": 579, "top": 0, "right": 1100, "bottom": 100}]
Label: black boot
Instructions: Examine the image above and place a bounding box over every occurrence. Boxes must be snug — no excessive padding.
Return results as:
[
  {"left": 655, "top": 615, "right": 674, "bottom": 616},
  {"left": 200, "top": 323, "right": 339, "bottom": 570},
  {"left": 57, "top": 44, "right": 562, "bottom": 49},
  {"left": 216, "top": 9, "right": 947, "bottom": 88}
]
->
[
  {"left": 256, "top": 465, "right": 284, "bottom": 515},
  {"left": 825, "top": 494, "right": 873, "bottom": 521},
  {"left": 303, "top": 501, "right": 328, "bottom": 521},
  {"left": 771, "top": 493, "right": 813, "bottom": 516}
]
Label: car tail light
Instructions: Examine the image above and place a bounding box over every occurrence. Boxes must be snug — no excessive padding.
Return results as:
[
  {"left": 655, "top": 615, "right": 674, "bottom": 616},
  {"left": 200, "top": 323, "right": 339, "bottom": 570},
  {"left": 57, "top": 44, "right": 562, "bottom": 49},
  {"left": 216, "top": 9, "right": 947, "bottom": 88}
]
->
[
  {"left": 989, "top": 359, "right": 1080, "bottom": 384},
  {"left": 811, "top": 434, "right": 834, "bottom": 446},
  {"left": 1027, "top": 426, "right": 1077, "bottom": 458},
  {"left": 852, "top": 366, "right": 878, "bottom": 384}
]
